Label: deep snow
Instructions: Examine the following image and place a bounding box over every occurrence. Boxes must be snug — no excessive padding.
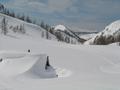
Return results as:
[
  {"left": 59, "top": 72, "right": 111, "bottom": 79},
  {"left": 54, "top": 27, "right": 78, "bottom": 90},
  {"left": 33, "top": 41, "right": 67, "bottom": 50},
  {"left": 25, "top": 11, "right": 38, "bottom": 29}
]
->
[
  {"left": 0, "top": 35, "right": 120, "bottom": 90},
  {"left": 0, "top": 51, "right": 57, "bottom": 78}
]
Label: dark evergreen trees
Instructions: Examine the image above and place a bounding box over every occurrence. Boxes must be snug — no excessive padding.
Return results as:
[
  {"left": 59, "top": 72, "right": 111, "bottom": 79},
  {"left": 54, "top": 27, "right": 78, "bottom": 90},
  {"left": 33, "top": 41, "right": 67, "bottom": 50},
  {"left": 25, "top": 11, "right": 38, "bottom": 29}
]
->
[{"left": 1, "top": 17, "right": 8, "bottom": 35}]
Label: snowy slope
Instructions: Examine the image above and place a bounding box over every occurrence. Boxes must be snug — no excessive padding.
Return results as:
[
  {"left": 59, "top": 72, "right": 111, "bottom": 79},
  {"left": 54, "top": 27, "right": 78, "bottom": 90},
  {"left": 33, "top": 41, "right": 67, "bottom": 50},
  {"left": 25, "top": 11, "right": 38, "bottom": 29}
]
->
[
  {"left": 53, "top": 24, "right": 86, "bottom": 44},
  {"left": 103, "top": 20, "right": 120, "bottom": 35},
  {"left": 0, "top": 13, "right": 57, "bottom": 40},
  {"left": 80, "top": 33, "right": 96, "bottom": 40},
  {"left": 0, "top": 33, "right": 120, "bottom": 90},
  {"left": 54, "top": 24, "right": 80, "bottom": 44},
  {"left": 85, "top": 20, "right": 120, "bottom": 45},
  {"left": 54, "top": 24, "right": 66, "bottom": 31}
]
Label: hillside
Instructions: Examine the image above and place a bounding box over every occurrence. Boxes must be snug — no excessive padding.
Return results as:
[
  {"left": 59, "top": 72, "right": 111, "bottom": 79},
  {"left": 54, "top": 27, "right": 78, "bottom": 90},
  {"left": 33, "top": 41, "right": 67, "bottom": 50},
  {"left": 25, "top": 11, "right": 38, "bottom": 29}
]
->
[
  {"left": 0, "top": 13, "right": 57, "bottom": 40},
  {"left": 85, "top": 20, "right": 120, "bottom": 45},
  {"left": 53, "top": 24, "right": 86, "bottom": 44}
]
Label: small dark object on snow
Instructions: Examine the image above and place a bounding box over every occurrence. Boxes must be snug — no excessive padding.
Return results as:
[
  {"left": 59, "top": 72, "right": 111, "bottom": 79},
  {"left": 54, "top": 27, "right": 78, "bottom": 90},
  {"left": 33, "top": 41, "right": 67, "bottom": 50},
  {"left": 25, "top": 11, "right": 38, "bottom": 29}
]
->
[
  {"left": 0, "top": 58, "right": 3, "bottom": 62},
  {"left": 45, "top": 56, "right": 51, "bottom": 70},
  {"left": 56, "top": 74, "right": 58, "bottom": 77},
  {"left": 28, "top": 49, "right": 30, "bottom": 52}
]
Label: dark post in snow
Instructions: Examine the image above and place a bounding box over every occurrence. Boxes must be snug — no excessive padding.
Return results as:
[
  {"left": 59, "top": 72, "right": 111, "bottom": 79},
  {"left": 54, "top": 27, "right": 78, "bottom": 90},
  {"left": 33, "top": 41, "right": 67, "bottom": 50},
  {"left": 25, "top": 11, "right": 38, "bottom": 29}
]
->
[
  {"left": 28, "top": 49, "right": 30, "bottom": 53},
  {"left": 45, "top": 56, "right": 50, "bottom": 70},
  {"left": 0, "top": 58, "right": 3, "bottom": 62}
]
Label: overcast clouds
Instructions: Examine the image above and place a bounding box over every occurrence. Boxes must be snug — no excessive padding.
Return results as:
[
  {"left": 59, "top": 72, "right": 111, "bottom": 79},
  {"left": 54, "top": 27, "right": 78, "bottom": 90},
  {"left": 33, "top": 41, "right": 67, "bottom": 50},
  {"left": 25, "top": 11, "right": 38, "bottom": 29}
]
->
[{"left": 2, "top": 0, "right": 120, "bottom": 31}]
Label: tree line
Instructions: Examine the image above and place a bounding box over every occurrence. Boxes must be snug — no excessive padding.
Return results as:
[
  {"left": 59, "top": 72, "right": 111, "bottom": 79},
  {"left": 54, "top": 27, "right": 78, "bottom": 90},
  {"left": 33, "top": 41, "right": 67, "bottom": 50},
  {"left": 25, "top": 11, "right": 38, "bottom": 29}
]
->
[
  {"left": 93, "top": 32, "right": 120, "bottom": 45},
  {"left": 0, "top": 17, "right": 26, "bottom": 35}
]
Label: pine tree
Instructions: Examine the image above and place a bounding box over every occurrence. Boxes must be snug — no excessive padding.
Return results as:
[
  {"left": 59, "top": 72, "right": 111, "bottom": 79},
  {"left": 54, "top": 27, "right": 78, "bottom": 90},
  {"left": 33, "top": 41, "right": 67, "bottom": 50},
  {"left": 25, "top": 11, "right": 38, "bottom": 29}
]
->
[
  {"left": 19, "top": 24, "right": 25, "bottom": 34},
  {"left": 26, "top": 16, "right": 32, "bottom": 23},
  {"left": 19, "top": 14, "right": 25, "bottom": 21},
  {"left": 10, "top": 11, "right": 15, "bottom": 17},
  {"left": 49, "top": 28, "right": 54, "bottom": 34},
  {"left": 45, "top": 24, "right": 49, "bottom": 30},
  {"left": 46, "top": 30, "right": 49, "bottom": 39},
  {"left": 0, "top": 4, "right": 4, "bottom": 12},
  {"left": 40, "top": 21, "right": 45, "bottom": 28},
  {"left": 1, "top": 17, "right": 8, "bottom": 35}
]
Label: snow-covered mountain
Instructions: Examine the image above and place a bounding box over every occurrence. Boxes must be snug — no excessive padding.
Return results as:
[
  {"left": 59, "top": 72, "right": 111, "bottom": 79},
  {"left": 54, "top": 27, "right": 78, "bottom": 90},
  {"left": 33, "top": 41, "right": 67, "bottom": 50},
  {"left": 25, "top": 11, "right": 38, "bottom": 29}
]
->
[
  {"left": 85, "top": 20, "right": 120, "bottom": 45},
  {"left": 54, "top": 25, "right": 66, "bottom": 31},
  {"left": 0, "top": 13, "right": 57, "bottom": 40},
  {"left": 0, "top": 13, "right": 86, "bottom": 44},
  {"left": 53, "top": 24, "right": 86, "bottom": 44}
]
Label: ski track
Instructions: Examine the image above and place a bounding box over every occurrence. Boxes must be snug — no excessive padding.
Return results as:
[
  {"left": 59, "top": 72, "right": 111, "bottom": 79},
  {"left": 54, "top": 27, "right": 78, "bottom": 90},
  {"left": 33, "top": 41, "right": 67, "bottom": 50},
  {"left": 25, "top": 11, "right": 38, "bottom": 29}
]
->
[{"left": 100, "top": 57, "right": 120, "bottom": 74}]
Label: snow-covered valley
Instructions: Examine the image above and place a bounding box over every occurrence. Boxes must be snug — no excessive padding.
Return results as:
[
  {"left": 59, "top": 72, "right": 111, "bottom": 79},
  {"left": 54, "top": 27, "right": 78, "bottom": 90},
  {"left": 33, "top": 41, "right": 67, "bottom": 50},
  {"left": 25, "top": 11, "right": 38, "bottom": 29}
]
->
[
  {"left": 0, "top": 34, "right": 120, "bottom": 90},
  {"left": 0, "top": 7, "right": 120, "bottom": 90}
]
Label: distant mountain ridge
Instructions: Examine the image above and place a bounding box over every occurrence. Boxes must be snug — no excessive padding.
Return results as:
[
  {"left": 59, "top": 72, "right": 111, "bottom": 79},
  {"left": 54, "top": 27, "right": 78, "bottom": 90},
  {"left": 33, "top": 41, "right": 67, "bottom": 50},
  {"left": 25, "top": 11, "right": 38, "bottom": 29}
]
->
[
  {"left": 53, "top": 25, "right": 86, "bottom": 44},
  {"left": 85, "top": 20, "right": 120, "bottom": 45}
]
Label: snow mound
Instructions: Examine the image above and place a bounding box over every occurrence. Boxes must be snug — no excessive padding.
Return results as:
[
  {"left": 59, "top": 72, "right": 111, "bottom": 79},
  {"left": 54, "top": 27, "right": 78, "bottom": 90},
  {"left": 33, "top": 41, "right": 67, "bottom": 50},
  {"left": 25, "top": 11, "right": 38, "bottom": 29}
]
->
[
  {"left": 0, "top": 51, "right": 71, "bottom": 79},
  {"left": 54, "top": 25, "right": 66, "bottom": 31},
  {"left": 0, "top": 51, "right": 57, "bottom": 78},
  {"left": 23, "top": 55, "right": 57, "bottom": 79}
]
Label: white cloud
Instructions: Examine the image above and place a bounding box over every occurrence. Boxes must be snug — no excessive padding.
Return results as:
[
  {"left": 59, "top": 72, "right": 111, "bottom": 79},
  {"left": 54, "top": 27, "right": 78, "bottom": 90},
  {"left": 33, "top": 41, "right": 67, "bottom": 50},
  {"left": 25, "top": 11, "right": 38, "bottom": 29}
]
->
[
  {"left": 48, "top": 0, "right": 73, "bottom": 12},
  {"left": 4, "top": 0, "right": 120, "bottom": 31},
  {"left": 5, "top": 0, "right": 75, "bottom": 13}
]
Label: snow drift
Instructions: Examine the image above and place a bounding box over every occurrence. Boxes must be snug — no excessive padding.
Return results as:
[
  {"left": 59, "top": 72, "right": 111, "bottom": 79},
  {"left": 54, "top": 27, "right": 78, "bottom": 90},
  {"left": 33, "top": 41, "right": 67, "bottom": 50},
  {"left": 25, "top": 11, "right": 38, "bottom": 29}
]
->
[
  {"left": 0, "top": 28, "right": 120, "bottom": 90},
  {"left": 0, "top": 51, "right": 57, "bottom": 78}
]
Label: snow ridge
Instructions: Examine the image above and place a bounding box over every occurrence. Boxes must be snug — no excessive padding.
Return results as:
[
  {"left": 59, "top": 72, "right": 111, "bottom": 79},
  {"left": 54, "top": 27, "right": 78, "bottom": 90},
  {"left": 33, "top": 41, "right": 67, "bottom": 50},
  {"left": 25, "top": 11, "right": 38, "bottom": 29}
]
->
[{"left": 84, "top": 20, "right": 120, "bottom": 45}]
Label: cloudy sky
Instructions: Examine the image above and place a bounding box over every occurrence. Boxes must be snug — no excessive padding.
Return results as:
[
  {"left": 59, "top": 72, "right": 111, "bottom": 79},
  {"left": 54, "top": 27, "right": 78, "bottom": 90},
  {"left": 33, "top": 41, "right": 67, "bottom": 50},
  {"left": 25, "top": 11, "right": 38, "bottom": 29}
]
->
[{"left": 1, "top": 0, "right": 120, "bottom": 31}]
